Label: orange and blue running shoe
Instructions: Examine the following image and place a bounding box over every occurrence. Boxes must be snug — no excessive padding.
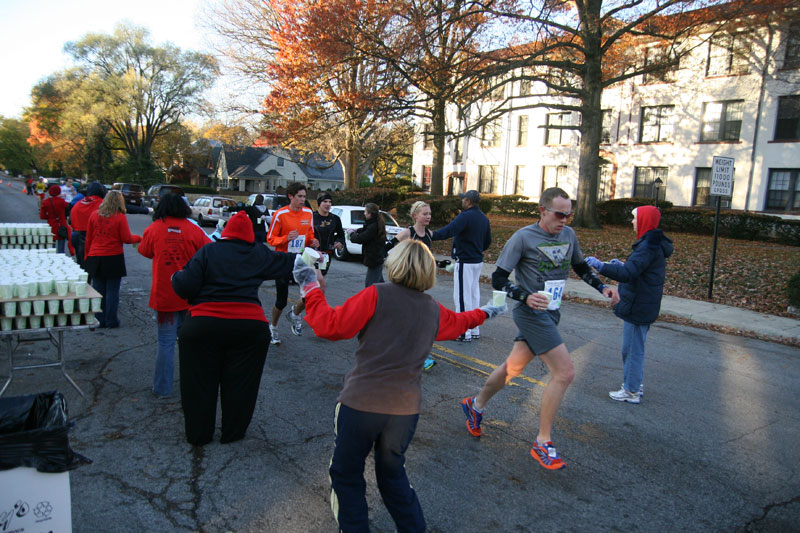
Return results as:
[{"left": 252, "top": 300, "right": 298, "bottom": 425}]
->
[
  {"left": 461, "top": 397, "right": 482, "bottom": 437},
  {"left": 530, "top": 441, "right": 566, "bottom": 470}
]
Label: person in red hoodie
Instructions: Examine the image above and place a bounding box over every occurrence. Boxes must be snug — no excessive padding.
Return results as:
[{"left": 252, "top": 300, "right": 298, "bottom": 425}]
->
[
  {"left": 84, "top": 190, "right": 142, "bottom": 328},
  {"left": 69, "top": 181, "right": 105, "bottom": 273},
  {"left": 39, "top": 184, "right": 72, "bottom": 255},
  {"left": 138, "top": 193, "right": 211, "bottom": 398},
  {"left": 293, "top": 239, "right": 506, "bottom": 532},
  {"left": 171, "top": 211, "right": 296, "bottom": 445}
]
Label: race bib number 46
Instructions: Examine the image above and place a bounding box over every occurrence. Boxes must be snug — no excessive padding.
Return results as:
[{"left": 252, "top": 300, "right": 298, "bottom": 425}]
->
[{"left": 544, "top": 279, "right": 566, "bottom": 310}]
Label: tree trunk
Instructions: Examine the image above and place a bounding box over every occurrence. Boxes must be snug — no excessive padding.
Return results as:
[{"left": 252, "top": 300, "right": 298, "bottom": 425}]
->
[
  {"left": 430, "top": 98, "right": 446, "bottom": 196},
  {"left": 342, "top": 134, "right": 359, "bottom": 189},
  {"left": 573, "top": 4, "right": 603, "bottom": 229}
]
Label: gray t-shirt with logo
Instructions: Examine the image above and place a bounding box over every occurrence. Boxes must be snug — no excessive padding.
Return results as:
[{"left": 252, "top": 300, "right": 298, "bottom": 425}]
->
[{"left": 496, "top": 223, "right": 584, "bottom": 294}]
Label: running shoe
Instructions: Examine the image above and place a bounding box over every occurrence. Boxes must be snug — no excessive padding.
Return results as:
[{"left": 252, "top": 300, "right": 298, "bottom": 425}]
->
[
  {"left": 609, "top": 387, "right": 641, "bottom": 404},
  {"left": 423, "top": 357, "right": 436, "bottom": 371},
  {"left": 288, "top": 309, "right": 303, "bottom": 336},
  {"left": 457, "top": 334, "right": 472, "bottom": 342},
  {"left": 530, "top": 441, "right": 566, "bottom": 470},
  {"left": 461, "top": 397, "right": 482, "bottom": 437},
  {"left": 621, "top": 383, "right": 644, "bottom": 398},
  {"left": 269, "top": 325, "right": 281, "bottom": 345}
]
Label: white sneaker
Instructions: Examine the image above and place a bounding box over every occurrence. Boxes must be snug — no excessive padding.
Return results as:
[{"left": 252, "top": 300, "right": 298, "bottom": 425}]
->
[
  {"left": 288, "top": 309, "right": 303, "bottom": 336},
  {"left": 621, "top": 383, "right": 644, "bottom": 397},
  {"left": 269, "top": 325, "right": 281, "bottom": 345},
  {"left": 609, "top": 387, "right": 641, "bottom": 404}
]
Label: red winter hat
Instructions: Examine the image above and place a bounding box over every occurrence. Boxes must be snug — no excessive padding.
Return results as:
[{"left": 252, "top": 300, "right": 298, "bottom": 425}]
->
[
  {"left": 48, "top": 185, "right": 61, "bottom": 197},
  {"left": 221, "top": 211, "right": 254, "bottom": 243},
  {"left": 634, "top": 205, "right": 661, "bottom": 239}
]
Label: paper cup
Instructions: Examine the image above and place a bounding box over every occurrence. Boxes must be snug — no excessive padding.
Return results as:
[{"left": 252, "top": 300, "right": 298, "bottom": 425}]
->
[
  {"left": 492, "top": 290, "right": 507, "bottom": 306},
  {"left": 78, "top": 272, "right": 88, "bottom": 282},
  {"left": 1, "top": 317, "right": 12, "bottom": 331},
  {"left": 301, "top": 248, "right": 320, "bottom": 267},
  {"left": 537, "top": 290, "right": 553, "bottom": 303},
  {"left": 15, "top": 316, "right": 27, "bottom": 329},
  {"left": 29, "top": 315, "right": 41, "bottom": 329},
  {"left": 0, "top": 282, "right": 12, "bottom": 299},
  {"left": 78, "top": 298, "right": 90, "bottom": 313},
  {"left": 71, "top": 313, "right": 82, "bottom": 326},
  {"left": 15, "top": 282, "right": 29, "bottom": 298},
  {"left": 91, "top": 298, "right": 102, "bottom": 312},
  {"left": 43, "top": 315, "right": 55, "bottom": 328},
  {"left": 62, "top": 299, "right": 75, "bottom": 314},
  {"left": 3, "top": 301, "right": 15, "bottom": 317},
  {"left": 56, "top": 314, "right": 68, "bottom": 326},
  {"left": 47, "top": 299, "right": 60, "bottom": 314},
  {"left": 18, "top": 301, "right": 31, "bottom": 316},
  {"left": 33, "top": 300, "right": 46, "bottom": 316},
  {"left": 38, "top": 279, "right": 52, "bottom": 295},
  {"left": 27, "top": 280, "right": 38, "bottom": 297},
  {"left": 55, "top": 280, "right": 69, "bottom": 296},
  {"left": 74, "top": 281, "right": 87, "bottom": 296}
]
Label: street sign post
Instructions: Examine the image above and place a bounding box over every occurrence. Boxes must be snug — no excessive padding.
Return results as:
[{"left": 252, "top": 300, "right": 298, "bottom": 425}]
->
[{"left": 708, "top": 156, "right": 735, "bottom": 299}]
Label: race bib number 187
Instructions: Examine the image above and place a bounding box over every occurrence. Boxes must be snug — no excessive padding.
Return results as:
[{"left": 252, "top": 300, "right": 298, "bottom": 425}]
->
[{"left": 288, "top": 235, "right": 306, "bottom": 253}]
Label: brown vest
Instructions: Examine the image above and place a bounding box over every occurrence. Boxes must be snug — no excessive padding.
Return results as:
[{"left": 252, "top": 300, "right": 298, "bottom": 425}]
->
[{"left": 337, "top": 283, "right": 440, "bottom": 415}]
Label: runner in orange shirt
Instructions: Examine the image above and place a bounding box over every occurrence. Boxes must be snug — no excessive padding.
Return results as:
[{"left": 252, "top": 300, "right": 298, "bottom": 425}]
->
[{"left": 266, "top": 182, "right": 318, "bottom": 344}]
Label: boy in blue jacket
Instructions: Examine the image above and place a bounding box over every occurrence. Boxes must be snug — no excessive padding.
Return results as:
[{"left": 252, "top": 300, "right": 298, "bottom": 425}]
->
[{"left": 585, "top": 205, "right": 673, "bottom": 403}]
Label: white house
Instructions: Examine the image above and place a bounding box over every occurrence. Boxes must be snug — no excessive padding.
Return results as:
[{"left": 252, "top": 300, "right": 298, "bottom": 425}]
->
[{"left": 412, "top": 11, "right": 800, "bottom": 214}]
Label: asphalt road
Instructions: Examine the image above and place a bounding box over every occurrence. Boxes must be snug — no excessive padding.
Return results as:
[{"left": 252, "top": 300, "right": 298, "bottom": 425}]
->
[{"left": 1, "top": 179, "right": 799, "bottom": 532}]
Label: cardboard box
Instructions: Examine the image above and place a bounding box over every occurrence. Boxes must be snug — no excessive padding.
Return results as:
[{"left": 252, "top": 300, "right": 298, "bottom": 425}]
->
[{"left": 0, "top": 467, "right": 71, "bottom": 532}]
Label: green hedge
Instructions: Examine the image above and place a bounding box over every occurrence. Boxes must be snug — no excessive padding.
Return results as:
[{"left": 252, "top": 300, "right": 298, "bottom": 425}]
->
[
  {"left": 656, "top": 208, "right": 800, "bottom": 245},
  {"left": 332, "top": 187, "right": 406, "bottom": 212},
  {"left": 788, "top": 271, "right": 800, "bottom": 307},
  {"left": 484, "top": 194, "right": 540, "bottom": 217},
  {"left": 596, "top": 197, "right": 674, "bottom": 225},
  {"left": 179, "top": 184, "right": 216, "bottom": 195}
]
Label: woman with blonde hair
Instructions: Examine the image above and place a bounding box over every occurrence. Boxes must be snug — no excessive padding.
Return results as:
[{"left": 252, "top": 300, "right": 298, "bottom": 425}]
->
[
  {"left": 293, "top": 239, "right": 506, "bottom": 532},
  {"left": 85, "top": 190, "right": 142, "bottom": 328}
]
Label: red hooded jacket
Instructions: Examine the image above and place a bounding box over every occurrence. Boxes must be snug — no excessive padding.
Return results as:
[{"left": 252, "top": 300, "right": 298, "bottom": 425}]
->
[{"left": 39, "top": 186, "right": 69, "bottom": 241}]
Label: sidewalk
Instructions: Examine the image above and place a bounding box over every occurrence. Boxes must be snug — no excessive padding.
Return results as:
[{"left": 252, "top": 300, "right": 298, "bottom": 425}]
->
[{"left": 436, "top": 254, "right": 800, "bottom": 345}]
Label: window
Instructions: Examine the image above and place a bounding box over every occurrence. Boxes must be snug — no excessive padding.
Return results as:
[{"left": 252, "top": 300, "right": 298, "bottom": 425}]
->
[
  {"left": 519, "top": 79, "right": 531, "bottom": 96},
  {"left": 421, "top": 165, "right": 432, "bottom": 190},
  {"left": 277, "top": 157, "right": 284, "bottom": 167},
  {"left": 545, "top": 112, "right": 571, "bottom": 145},
  {"left": 488, "top": 77, "right": 505, "bottom": 100},
  {"left": 481, "top": 119, "right": 502, "bottom": 147},
  {"left": 633, "top": 167, "right": 668, "bottom": 202},
  {"left": 517, "top": 116, "right": 529, "bottom": 146},
  {"left": 643, "top": 46, "right": 677, "bottom": 84},
  {"left": 774, "top": 95, "right": 800, "bottom": 141},
  {"left": 478, "top": 165, "right": 498, "bottom": 194},
  {"left": 707, "top": 33, "right": 749, "bottom": 76},
  {"left": 639, "top": 105, "right": 674, "bottom": 143},
  {"left": 701, "top": 100, "right": 744, "bottom": 141},
  {"left": 597, "top": 164, "right": 612, "bottom": 201},
  {"left": 693, "top": 167, "right": 733, "bottom": 208},
  {"left": 542, "top": 165, "right": 567, "bottom": 193},
  {"left": 422, "top": 124, "right": 434, "bottom": 150},
  {"left": 765, "top": 169, "right": 800, "bottom": 211},
  {"left": 601, "top": 109, "right": 614, "bottom": 144},
  {"left": 783, "top": 22, "right": 800, "bottom": 69},
  {"left": 514, "top": 166, "right": 526, "bottom": 195}
]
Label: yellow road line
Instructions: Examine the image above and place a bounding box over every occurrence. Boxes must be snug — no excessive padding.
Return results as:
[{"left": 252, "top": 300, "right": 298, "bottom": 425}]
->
[{"left": 431, "top": 343, "right": 548, "bottom": 388}]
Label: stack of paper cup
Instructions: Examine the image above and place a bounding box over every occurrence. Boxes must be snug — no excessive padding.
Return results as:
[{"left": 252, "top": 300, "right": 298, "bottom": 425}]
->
[{"left": 47, "top": 299, "right": 60, "bottom": 314}]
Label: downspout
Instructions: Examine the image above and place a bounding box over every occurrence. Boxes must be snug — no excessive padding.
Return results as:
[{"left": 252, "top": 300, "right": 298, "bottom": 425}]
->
[{"left": 744, "top": 24, "right": 774, "bottom": 212}]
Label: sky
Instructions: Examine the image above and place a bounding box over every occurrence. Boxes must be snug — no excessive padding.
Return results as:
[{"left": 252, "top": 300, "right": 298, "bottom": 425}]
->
[{"left": 0, "top": 0, "right": 217, "bottom": 119}]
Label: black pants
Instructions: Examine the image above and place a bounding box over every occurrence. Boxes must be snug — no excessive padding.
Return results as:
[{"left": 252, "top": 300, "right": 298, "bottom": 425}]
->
[
  {"left": 178, "top": 316, "right": 270, "bottom": 445},
  {"left": 71, "top": 231, "right": 86, "bottom": 270}
]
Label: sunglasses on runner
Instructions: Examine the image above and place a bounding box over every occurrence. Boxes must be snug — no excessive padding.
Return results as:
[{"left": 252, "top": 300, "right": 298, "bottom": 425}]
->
[{"left": 545, "top": 207, "right": 573, "bottom": 219}]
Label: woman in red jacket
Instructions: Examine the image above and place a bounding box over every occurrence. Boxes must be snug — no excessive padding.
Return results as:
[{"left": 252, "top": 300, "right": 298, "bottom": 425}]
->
[
  {"left": 39, "top": 185, "right": 72, "bottom": 254},
  {"left": 138, "top": 194, "right": 211, "bottom": 398},
  {"left": 294, "top": 239, "right": 506, "bottom": 533},
  {"left": 85, "top": 190, "right": 142, "bottom": 328},
  {"left": 69, "top": 181, "right": 105, "bottom": 273}
]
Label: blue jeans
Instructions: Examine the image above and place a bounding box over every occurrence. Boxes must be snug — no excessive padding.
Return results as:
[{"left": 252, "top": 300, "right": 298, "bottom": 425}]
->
[
  {"left": 330, "top": 403, "right": 425, "bottom": 533},
  {"left": 56, "top": 238, "right": 66, "bottom": 254},
  {"left": 153, "top": 310, "right": 186, "bottom": 397},
  {"left": 621, "top": 321, "right": 649, "bottom": 393},
  {"left": 364, "top": 265, "right": 384, "bottom": 287},
  {"left": 92, "top": 277, "right": 122, "bottom": 328}
]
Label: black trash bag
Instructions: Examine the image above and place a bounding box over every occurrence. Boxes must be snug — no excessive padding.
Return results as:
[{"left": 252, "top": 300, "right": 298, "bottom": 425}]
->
[{"left": 0, "top": 391, "right": 91, "bottom": 473}]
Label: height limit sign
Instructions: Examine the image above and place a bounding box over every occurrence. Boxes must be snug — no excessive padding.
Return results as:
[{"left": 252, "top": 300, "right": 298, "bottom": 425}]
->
[{"left": 711, "top": 156, "right": 734, "bottom": 197}]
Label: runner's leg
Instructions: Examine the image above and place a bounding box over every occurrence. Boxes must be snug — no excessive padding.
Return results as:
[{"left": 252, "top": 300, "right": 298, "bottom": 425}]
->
[
  {"left": 535, "top": 343, "right": 574, "bottom": 443},
  {"left": 474, "top": 341, "right": 535, "bottom": 409}
]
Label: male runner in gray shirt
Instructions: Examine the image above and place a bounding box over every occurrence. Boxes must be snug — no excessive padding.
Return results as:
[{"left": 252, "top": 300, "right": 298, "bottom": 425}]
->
[{"left": 461, "top": 187, "right": 619, "bottom": 470}]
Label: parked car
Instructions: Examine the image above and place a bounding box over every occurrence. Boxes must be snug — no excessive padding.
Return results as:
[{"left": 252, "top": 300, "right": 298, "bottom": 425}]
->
[
  {"left": 330, "top": 205, "right": 403, "bottom": 260},
  {"left": 111, "top": 182, "right": 145, "bottom": 206},
  {"left": 144, "top": 184, "right": 185, "bottom": 208},
  {"left": 191, "top": 196, "right": 238, "bottom": 226}
]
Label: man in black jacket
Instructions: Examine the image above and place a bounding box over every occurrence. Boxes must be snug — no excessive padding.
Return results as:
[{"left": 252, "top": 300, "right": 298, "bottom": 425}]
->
[{"left": 431, "top": 190, "right": 492, "bottom": 341}]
